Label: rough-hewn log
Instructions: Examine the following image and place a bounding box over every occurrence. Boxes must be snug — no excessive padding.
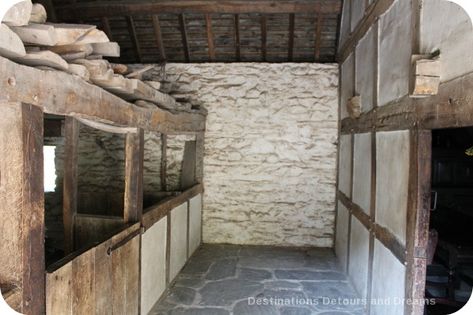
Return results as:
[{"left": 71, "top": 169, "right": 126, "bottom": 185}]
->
[
  {"left": 0, "top": 102, "right": 44, "bottom": 314},
  {"left": 341, "top": 71, "right": 473, "bottom": 134},
  {"left": 0, "top": 56, "right": 206, "bottom": 133},
  {"left": 56, "top": 1, "right": 342, "bottom": 20}
]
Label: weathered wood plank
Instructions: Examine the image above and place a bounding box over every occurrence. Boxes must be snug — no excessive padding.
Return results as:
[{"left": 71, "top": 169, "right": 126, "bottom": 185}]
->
[
  {"left": 0, "top": 24, "right": 26, "bottom": 59},
  {"left": 260, "top": 14, "right": 267, "bottom": 61},
  {"left": 14, "top": 50, "right": 69, "bottom": 70},
  {"left": 341, "top": 71, "right": 473, "bottom": 134},
  {"left": 94, "top": 239, "right": 113, "bottom": 315},
  {"left": 124, "top": 129, "right": 144, "bottom": 223},
  {"left": 56, "top": 1, "right": 342, "bottom": 19},
  {"left": 152, "top": 15, "right": 166, "bottom": 61},
  {"left": 3, "top": 0, "right": 33, "bottom": 26},
  {"left": 72, "top": 248, "right": 95, "bottom": 315},
  {"left": 288, "top": 13, "right": 295, "bottom": 61},
  {"left": 124, "top": 236, "right": 140, "bottom": 315},
  {"left": 161, "top": 133, "right": 168, "bottom": 191},
  {"left": 234, "top": 14, "right": 240, "bottom": 61},
  {"left": 0, "top": 55, "right": 206, "bottom": 133},
  {"left": 142, "top": 184, "right": 203, "bottom": 230},
  {"left": 126, "top": 16, "right": 142, "bottom": 63},
  {"left": 46, "top": 261, "right": 73, "bottom": 315},
  {"left": 63, "top": 117, "right": 79, "bottom": 254},
  {"left": 179, "top": 14, "right": 190, "bottom": 62},
  {"left": 205, "top": 14, "right": 215, "bottom": 61}
]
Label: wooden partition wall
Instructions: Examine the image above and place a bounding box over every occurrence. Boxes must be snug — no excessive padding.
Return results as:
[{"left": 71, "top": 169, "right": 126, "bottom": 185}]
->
[
  {"left": 336, "top": 1, "right": 473, "bottom": 315},
  {"left": 0, "top": 54, "right": 206, "bottom": 314}
]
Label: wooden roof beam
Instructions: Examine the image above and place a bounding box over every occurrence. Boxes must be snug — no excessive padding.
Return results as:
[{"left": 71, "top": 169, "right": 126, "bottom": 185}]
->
[
  {"left": 178, "top": 14, "right": 190, "bottom": 62},
  {"left": 260, "top": 14, "right": 267, "bottom": 62},
  {"left": 56, "top": 1, "right": 342, "bottom": 19},
  {"left": 152, "top": 15, "right": 166, "bottom": 62},
  {"left": 126, "top": 16, "right": 142, "bottom": 63},
  {"left": 234, "top": 14, "right": 241, "bottom": 61},
  {"left": 101, "top": 17, "right": 113, "bottom": 41},
  {"left": 205, "top": 14, "right": 216, "bottom": 61},
  {"left": 314, "top": 14, "right": 323, "bottom": 61},
  {"left": 288, "top": 13, "right": 295, "bottom": 61}
]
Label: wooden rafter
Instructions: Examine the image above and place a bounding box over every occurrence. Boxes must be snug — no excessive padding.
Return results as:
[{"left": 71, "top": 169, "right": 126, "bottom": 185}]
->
[
  {"left": 101, "top": 17, "right": 113, "bottom": 41},
  {"left": 56, "top": 1, "right": 342, "bottom": 19},
  {"left": 205, "top": 14, "right": 216, "bottom": 61},
  {"left": 152, "top": 15, "right": 166, "bottom": 62},
  {"left": 234, "top": 14, "right": 241, "bottom": 61},
  {"left": 178, "top": 14, "right": 190, "bottom": 62},
  {"left": 314, "top": 14, "right": 323, "bottom": 61},
  {"left": 288, "top": 13, "right": 295, "bottom": 61},
  {"left": 260, "top": 14, "right": 267, "bottom": 61},
  {"left": 126, "top": 16, "right": 142, "bottom": 62}
]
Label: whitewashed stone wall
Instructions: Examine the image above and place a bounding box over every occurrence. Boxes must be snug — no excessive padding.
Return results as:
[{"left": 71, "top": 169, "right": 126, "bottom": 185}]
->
[{"left": 160, "top": 63, "right": 339, "bottom": 247}]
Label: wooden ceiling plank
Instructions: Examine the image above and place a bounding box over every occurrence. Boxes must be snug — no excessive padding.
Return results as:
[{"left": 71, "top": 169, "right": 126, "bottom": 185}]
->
[
  {"left": 152, "top": 15, "right": 166, "bottom": 62},
  {"left": 234, "top": 14, "right": 240, "bottom": 61},
  {"left": 288, "top": 13, "right": 295, "bottom": 61},
  {"left": 56, "top": 1, "right": 342, "bottom": 19},
  {"left": 205, "top": 14, "right": 216, "bottom": 61},
  {"left": 126, "top": 16, "right": 142, "bottom": 63},
  {"left": 260, "top": 14, "right": 267, "bottom": 62},
  {"left": 178, "top": 14, "right": 190, "bottom": 62},
  {"left": 314, "top": 14, "right": 323, "bottom": 61}
]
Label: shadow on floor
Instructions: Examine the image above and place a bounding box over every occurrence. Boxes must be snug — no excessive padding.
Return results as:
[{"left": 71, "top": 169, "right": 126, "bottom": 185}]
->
[{"left": 150, "top": 244, "right": 366, "bottom": 315}]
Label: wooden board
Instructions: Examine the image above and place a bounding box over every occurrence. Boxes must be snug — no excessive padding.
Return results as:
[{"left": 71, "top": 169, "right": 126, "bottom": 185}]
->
[
  {"left": 74, "top": 214, "right": 124, "bottom": 249},
  {"left": 91, "top": 42, "right": 120, "bottom": 57},
  {"left": 94, "top": 239, "right": 113, "bottom": 315},
  {"left": 0, "top": 24, "right": 26, "bottom": 59},
  {"left": 2, "top": 0, "right": 32, "bottom": 26},
  {"left": 71, "top": 248, "right": 95, "bottom": 315},
  {"left": 14, "top": 50, "right": 68, "bottom": 70},
  {"left": 10, "top": 23, "right": 58, "bottom": 46},
  {"left": 48, "top": 23, "right": 96, "bottom": 46},
  {"left": 46, "top": 261, "right": 73, "bottom": 315},
  {"left": 74, "top": 28, "right": 109, "bottom": 45}
]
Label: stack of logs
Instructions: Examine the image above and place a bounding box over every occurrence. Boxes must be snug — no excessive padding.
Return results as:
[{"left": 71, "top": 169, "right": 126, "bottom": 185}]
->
[{"left": 0, "top": 0, "right": 193, "bottom": 113}]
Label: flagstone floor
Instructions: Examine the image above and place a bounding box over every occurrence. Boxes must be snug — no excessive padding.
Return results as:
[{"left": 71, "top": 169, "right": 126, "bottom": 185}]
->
[{"left": 150, "top": 244, "right": 366, "bottom": 315}]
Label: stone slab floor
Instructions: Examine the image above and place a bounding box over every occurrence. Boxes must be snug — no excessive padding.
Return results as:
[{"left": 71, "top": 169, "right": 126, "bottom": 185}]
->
[{"left": 150, "top": 244, "right": 366, "bottom": 315}]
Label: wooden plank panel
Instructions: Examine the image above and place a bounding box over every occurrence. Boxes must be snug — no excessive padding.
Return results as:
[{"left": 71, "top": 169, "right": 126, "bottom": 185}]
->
[
  {"left": 46, "top": 261, "right": 73, "bottom": 315},
  {"left": 72, "top": 248, "right": 96, "bottom": 315},
  {"left": 124, "top": 236, "right": 140, "bottom": 315},
  {"left": 205, "top": 14, "right": 216, "bottom": 61},
  {"left": 94, "top": 239, "right": 112, "bottom": 315}
]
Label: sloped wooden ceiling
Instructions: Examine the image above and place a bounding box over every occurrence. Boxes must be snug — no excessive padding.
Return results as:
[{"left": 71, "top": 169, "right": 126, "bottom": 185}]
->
[{"left": 48, "top": 0, "right": 342, "bottom": 63}]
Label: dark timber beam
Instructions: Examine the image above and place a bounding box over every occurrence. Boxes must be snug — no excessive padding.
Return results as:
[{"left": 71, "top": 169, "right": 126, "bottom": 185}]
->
[
  {"left": 160, "top": 133, "right": 167, "bottom": 191},
  {"left": 205, "top": 14, "right": 216, "bottom": 61},
  {"left": 288, "top": 13, "right": 295, "bottom": 61},
  {"left": 63, "top": 117, "right": 79, "bottom": 254},
  {"left": 234, "top": 14, "right": 241, "bottom": 61},
  {"left": 260, "top": 14, "right": 267, "bottom": 61},
  {"left": 0, "top": 56, "right": 206, "bottom": 133},
  {"left": 124, "top": 129, "right": 144, "bottom": 223},
  {"left": 152, "top": 15, "right": 167, "bottom": 62},
  {"left": 314, "top": 15, "right": 323, "bottom": 61},
  {"left": 56, "top": 1, "right": 342, "bottom": 20},
  {"left": 341, "top": 71, "right": 473, "bottom": 134},
  {"left": 338, "top": 191, "right": 407, "bottom": 264},
  {"left": 126, "top": 16, "right": 142, "bottom": 63},
  {"left": 179, "top": 14, "right": 190, "bottom": 62}
]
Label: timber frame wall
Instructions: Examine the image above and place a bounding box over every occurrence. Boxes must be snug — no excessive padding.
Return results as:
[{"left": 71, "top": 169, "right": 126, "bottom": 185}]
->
[
  {"left": 336, "top": 0, "right": 473, "bottom": 315},
  {"left": 0, "top": 54, "right": 206, "bottom": 314}
]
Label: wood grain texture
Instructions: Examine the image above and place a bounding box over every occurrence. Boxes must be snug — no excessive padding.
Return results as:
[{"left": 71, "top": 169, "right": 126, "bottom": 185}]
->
[
  {"left": 124, "top": 129, "right": 144, "bottom": 223},
  {"left": 72, "top": 248, "right": 95, "bottom": 315},
  {"left": 46, "top": 261, "right": 73, "bottom": 315},
  {"left": 0, "top": 56, "right": 206, "bottom": 134}
]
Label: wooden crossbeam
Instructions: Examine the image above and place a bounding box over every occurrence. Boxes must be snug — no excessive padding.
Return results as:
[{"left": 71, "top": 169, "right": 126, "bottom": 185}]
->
[
  {"left": 178, "top": 14, "right": 190, "bottom": 62},
  {"left": 205, "top": 14, "right": 216, "bottom": 61},
  {"left": 56, "top": 1, "right": 342, "bottom": 20},
  {"left": 314, "top": 15, "right": 323, "bottom": 61},
  {"left": 152, "top": 15, "right": 166, "bottom": 62},
  {"left": 260, "top": 14, "right": 267, "bottom": 61},
  {"left": 126, "top": 16, "right": 142, "bottom": 62},
  {"left": 288, "top": 13, "right": 295, "bottom": 61},
  {"left": 234, "top": 14, "right": 241, "bottom": 61}
]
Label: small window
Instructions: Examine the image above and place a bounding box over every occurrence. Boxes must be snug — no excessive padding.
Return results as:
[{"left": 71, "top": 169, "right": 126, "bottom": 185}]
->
[{"left": 44, "top": 145, "right": 57, "bottom": 192}]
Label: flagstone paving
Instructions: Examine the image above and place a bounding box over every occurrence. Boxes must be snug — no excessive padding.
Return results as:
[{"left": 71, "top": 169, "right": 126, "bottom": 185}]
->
[{"left": 149, "top": 244, "right": 366, "bottom": 315}]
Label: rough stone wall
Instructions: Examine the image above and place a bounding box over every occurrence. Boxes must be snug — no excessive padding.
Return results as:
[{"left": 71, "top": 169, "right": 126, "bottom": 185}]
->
[{"left": 159, "top": 63, "right": 339, "bottom": 247}]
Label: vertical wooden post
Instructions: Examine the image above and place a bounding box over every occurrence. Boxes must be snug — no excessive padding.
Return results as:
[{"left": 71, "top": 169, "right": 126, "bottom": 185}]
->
[
  {"left": 195, "top": 132, "right": 205, "bottom": 184},
  {"left": 63, "top": 117, "right": 79, "bottom": 254},
  {"left": 161, "top": 133, "right": 167, "bottom": 191},
  {"left": 405, "top": 130, "right": 431, "bottom": 315},
  {"left": 0, "top": 102, "right": 45, "bottom": 314},
  {"left": 124, "top": 129, "right": 144, "bottom": 223}
]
